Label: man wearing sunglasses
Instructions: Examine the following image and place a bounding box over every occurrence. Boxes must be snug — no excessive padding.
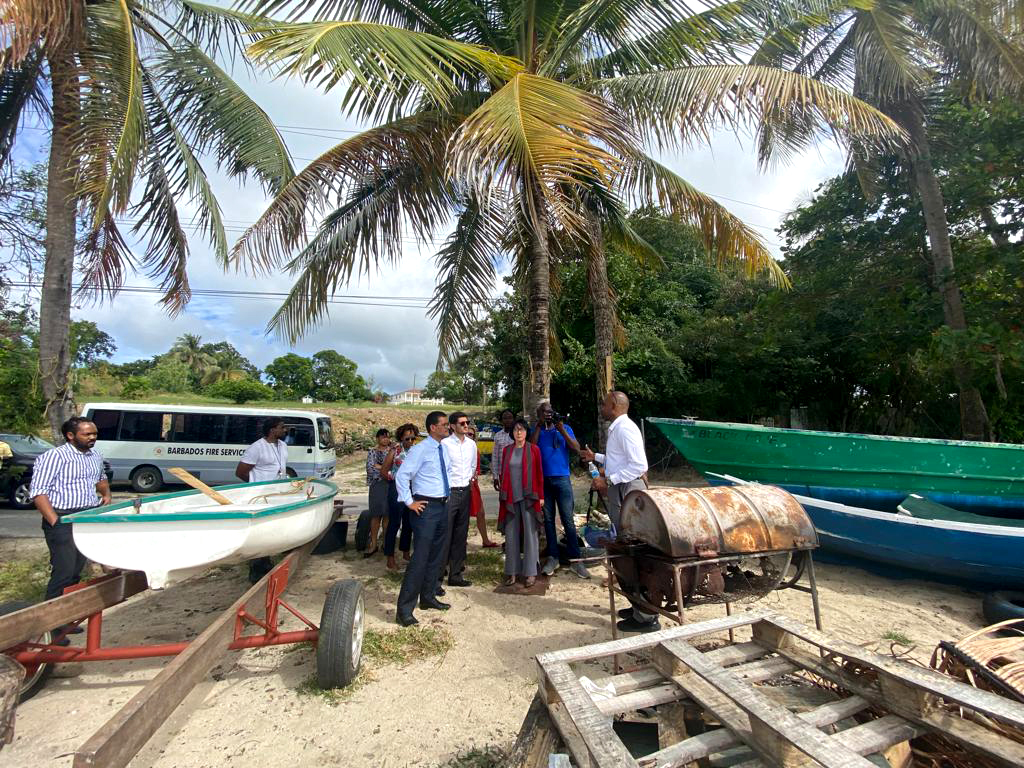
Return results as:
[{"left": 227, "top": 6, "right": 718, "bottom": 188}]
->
[{"left": 439, "top": 411, "right": 477, "bottom": 589}]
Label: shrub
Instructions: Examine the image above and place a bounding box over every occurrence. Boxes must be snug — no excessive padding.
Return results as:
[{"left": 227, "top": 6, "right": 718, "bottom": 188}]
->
[
  {"left": 206, "top": 378, "right": 275, "bottom": 404},
  {"left": 121, "top": 377, "right": 152, "bottom": 399}
]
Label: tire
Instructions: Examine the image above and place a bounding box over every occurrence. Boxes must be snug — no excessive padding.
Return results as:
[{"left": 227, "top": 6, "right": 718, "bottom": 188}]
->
[
  {"left": 285, "top": 467, "right": 297, "bottom": 478},
  {"left": 8, "top": 478, "right": 32, "bottom": 509},
  {"left": 317, "top": 580, "right": 364, "bottom": 689},
  {"left": 1, "top": 600, "right": 53, "bottom": 702},
  {"left": 130, "top": 465, "right": 163, "bottom": 493},
  {"left": 983, "top": 591, "right": 1024, "bottom": 626},
  {"left": 354, "top": 510, "right": 372, "bottom": 552}
]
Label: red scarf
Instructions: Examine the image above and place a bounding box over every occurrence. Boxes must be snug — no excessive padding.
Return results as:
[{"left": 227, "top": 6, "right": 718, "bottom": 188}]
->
[
  {"left": 469, "top": 451, "right": 483, "bottom": 518},
  {"left": 498, "top": 442, "right": 544, "bottom": 526}
]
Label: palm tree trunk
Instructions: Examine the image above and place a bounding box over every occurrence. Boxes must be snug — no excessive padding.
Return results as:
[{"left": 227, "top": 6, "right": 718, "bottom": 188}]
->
[
  {"left": 906, "top": 118, "right": 990, "bottom": 441},
  {"left": 585, "top": 214, "right": 614, "bottom": 449},
  {"left": 524, "top": 223, "right": 551, "bottom": 417},
  {"left": 39, "top": 44, "right": 79, "bottom": 442}
]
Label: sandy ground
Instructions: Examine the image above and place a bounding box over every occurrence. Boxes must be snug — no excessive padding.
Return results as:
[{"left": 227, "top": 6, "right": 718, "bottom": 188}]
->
[{"left": 2, "top": 478, "right": 990, "bottom": 768}]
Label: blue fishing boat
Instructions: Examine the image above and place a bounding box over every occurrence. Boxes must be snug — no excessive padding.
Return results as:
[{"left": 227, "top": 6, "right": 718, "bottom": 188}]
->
[{"left": 715, "top": 475, "right": 1024, "bottom": 589}]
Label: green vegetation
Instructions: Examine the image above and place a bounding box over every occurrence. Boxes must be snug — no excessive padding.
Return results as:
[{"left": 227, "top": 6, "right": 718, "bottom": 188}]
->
[
  {"left": 296, "top": 672, "right": 369, "bottom": 705},
  {"left": 205, "top": 378, "right": 276, "bottom": 404},
  {"left": 362, "top": 626, "right": 454, "bottom": 665},
  {"left": 435, "top": 746, "right": 507, "bottom": 768},
  {"left": 464, "top": 549, "right": 505, "bottom": 586},
  {"left": 0, "top": 555, "right": 50, "bottom": 604},
  {"left": 882, "top": 630, "right": 913, "bottom": 647}
]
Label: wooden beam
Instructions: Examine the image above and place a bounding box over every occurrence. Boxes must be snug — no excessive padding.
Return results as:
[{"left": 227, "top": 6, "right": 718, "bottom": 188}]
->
[
  {"left": 72, "top": 541, "right": 317, "bottom": 768},
  {"left": 537, "top": 611, "right": 767, "bottom": 666},
  {"left": 658, "top": 638, "right": 876, "bottom": 768},
  {"left": 544, "top": 662, "right": 638, "bottom": 767},
  {"left": 0, "top": 571, "right": 148, "bottom": 651},
  {"left": 506, "top": 692, "right": 562, "bottom": 768}
]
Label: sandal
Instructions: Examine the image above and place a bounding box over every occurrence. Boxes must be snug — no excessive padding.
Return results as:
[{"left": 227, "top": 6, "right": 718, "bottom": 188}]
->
[
  {"left": 502, "top": 576, "right": 516, "bottom": 587},
  {"left": 482, "top": 541, "right": 500, "bottom": 548},
  {"left": 362, "top": 547, "right": 378, "bottom": 559},
  {"left": 524, "top": 577, "right": 536, "bottom": 588}
]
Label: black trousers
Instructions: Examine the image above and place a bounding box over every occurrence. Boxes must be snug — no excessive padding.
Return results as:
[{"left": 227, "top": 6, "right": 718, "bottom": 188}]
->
[
  {"left": 396, "top": 499, "right": 449, "bottom": 618},
  {"left": 42, "top": 513, "right": 88, "bottom": 601},
  {"left": 439, "top": 486, "right": 471, "bottom": 584}
]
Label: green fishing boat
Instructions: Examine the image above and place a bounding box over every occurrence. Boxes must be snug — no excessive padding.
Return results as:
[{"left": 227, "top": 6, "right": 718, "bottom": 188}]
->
[{"left": 648, "top": 418, "right": 1024, "bottom": 513}]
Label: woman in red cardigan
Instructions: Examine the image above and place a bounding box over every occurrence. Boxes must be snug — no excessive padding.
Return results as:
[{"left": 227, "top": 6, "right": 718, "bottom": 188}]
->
[{"left": 498, "top": 418, "right": 544, "bottom": 588}]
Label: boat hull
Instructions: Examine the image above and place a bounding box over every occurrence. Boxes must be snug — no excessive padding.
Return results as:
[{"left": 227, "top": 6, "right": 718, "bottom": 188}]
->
[
  {"left": 650, "top": 417, "right": 1024, "bottom": 500},
  {"left": 64, "top": 479, "right": 338, "bottom": 589},
  {"left": 789, "top": 490, "right": 1024, "bottom": 589}
]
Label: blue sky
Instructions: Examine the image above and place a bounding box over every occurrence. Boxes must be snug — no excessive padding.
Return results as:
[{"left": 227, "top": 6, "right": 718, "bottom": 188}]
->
[{"left": 10, "top": 24, "right": 846, "bottom": 395}]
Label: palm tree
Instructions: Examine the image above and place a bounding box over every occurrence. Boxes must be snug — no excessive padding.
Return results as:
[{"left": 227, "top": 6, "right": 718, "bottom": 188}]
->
[
  {"left": 753, "top": 0, "right": 1024, "bottom": 439},
  {"left": 232, "top": 0, "right": 903, "bottom": 415},
  {"left": 0, "top": 1, "right": 293, "bottom": 439},
  {"left": 169, "top": 333, "right": 216, "bottom": 374}
]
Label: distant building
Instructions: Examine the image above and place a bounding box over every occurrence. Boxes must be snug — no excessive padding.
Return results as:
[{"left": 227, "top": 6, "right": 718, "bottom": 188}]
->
[
  {"left": 391, "top": 388, "right": 445, "bottom": 406},
  {"left": 301, "top": 396, "right": 314, "bottom": 404}
]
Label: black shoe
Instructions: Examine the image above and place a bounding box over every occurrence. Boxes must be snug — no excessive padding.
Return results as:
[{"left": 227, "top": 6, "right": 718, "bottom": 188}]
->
[
  {"left": 59, "top": 623, "right": 84, "bottom": 635},
  {"left": 435, "top": 586, "right": 446, "bottom": 597},
  {"left": 51, "top": 633, "right": 71, "bottom": 646},
  {"left": 396, "top": 614, "right": 419, "bottom": 627},
  {"left": 617, "top": 608, "right": 633, "bottom": 619},
  {"left": 448, "top": 577, "right": 472, "bottom": 587},
  {"left": 419, "top": 598, "right": 450, "bottom": 611},
  {"left": 617, "top": 616, "right": 661, "bottom": 633}
]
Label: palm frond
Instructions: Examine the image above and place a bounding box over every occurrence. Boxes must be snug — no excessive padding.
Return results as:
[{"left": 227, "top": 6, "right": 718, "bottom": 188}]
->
[
  {"left": 152, "top": 43, "right": 294, "bottom": 195},
  {"left": 0, "top": 44, "right": 47, "bottom": 170},
  {"left": 267, "top": 161, "right": 453, "bottom": 342},
  {"left": 428, "top": 195, "right": 504, "bottom": 365},
  {"left": 231, "top": 111, "right": 453, "bottom": 274},
  {"left": 450, "top": 72, "right": 633, "bottom": 233},
  {"left": 246, "top": 20, "right": 522, "bottom": 122},
  {"left": 850, "top": 3, "right": 930, "bottom": 104},
  {"left": 77, "top": 213, "right": 134, "bottom": 300},
  {"left": 171, "top": 0, "right": 269, "bottom": 62},
  {"left": 597, "top": 64, "right": 905, "bottom": 161},
  {"left": 921, "top": 0, "right": 1024, "bottom": 97},
  {"left": 78, "top": 0, "right": 147, "bottom": 227},
  {"left": 620, "top": 153, "right": 789, "bottom": 287},
  {"left": 0, "top": 0, "right": 83, "bottom": 66}
]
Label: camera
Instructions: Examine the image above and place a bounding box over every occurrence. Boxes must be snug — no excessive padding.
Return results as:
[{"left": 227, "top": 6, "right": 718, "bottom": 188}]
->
[{"left": 549, "top": 411, "right": 566, "bottom": 424}]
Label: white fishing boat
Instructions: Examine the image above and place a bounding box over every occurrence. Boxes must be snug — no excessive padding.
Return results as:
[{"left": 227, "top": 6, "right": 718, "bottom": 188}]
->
[{"left": 63, "top": 478, "right": 339, "bottom": 589}]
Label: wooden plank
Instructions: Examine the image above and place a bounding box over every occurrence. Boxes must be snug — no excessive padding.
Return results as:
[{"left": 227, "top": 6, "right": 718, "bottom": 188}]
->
[
  {"left": 0, "top": 571, "right": 148, "bottom": 650},
  {"left": 548, "top": 702, "right": 594, "bottom": 768},
  {"left": 1, "top": 654, "right": 20, "bottom": 746},
  {"left": 597, "top": 683, "right": 687, "bottom": 716},
  {"left": 167, "top": 468, "right": 233, "bottom": 505},
  {"left": 772, "top": 642, "right": 1024, "bottom": 768},
  {"left": 72, "top": 540, "right": 317, "bottom": 768},
  {"left": 588, "top": 668, "right": 666, "bottom": 695},
  {"left": 544, "top": 662, "right": 639, "bottom": 767},
  {"left": 537, "top": 612, "right": 769, "bottom": 666},
  {"left": 730, "top": 656, "right": 796, "bottom": 683},
  {"left": 640, "top": 696, "right": 871, "bottom": 767},
  {"left": 506, "top": 692, "right": 562, "bottom": 768},
  {"left": 660, "top": 638, "right": 876, "bottom": 768},
  {"left": 763, "top": 613, "right": 1024, "bottom": 729},
  {"left": 704, "top": 642, "right": 771, "bottom": 668},
  {"left": 729, "top": 714, "right": 922, "bottom": 768}
]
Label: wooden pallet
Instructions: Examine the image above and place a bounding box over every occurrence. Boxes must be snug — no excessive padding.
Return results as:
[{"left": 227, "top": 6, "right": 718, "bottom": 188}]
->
[{"left": 529, "top": 609, "right": 1024, "bottom": 768}]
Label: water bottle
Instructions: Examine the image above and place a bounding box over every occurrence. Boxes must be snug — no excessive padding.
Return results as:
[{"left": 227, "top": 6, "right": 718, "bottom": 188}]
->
[{"left": 588, "top": 462, "right": 599, "bottom": 479}]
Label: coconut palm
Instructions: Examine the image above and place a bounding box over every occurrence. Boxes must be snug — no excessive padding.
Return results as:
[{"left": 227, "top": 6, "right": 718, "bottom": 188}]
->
[
  {"left": 233, "top": 0, "right": 904, "bottom": 414},
  {"left": 0, "top": 1, "right": 293, "bottom": 438},
  {"left": 752, "top": 0, "right": 1024, "bottom": 439},
  {"left": 169, "top": 332, "right": 216, "bottom": 373}
]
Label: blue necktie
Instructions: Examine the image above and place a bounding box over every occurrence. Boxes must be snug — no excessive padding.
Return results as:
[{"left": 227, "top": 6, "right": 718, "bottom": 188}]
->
[{"left": 437, "top": 444, "right": 450, "bottom": 497}]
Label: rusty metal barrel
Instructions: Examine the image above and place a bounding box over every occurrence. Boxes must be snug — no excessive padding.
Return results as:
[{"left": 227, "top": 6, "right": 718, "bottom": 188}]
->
[{"left": 618, "top": 485, "right": 817, "bottom": 558}]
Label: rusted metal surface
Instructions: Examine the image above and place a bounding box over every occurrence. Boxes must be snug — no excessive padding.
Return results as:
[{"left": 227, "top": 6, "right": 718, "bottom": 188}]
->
[{"left": 618, "top": 485, "right": 817, "bottom": 559}]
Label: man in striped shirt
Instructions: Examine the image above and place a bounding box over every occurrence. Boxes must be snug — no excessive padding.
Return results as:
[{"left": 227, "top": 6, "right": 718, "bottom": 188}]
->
[{"left": 31, "top": 417, "right": 110, "bottom": 604}]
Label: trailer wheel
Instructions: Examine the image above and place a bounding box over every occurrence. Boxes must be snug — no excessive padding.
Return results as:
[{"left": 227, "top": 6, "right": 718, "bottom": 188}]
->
[
  {"left": 0, "top": 601, "right": 53, "bottom": 702},
  {"left": 130, "top": 465, "right": 163, "bottom": 493},
  {"left": 316, "top": 580, "right": 364, "bottom": 689},
  {"left": 983, "top": 591, "right": 1024, "bottom": 626}
]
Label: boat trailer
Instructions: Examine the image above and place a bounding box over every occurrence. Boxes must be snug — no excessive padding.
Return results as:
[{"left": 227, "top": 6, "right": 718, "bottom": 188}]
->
[{"left": 0, "top": 512, "right": 363, "bottom": 767}]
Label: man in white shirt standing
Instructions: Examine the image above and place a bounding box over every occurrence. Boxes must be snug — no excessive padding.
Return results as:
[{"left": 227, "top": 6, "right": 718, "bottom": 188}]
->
[
  {"left": 581, "top": 392, "right": 659, "bottom": 633},
  {"left": 581, "top": 391, "right": 648, "bottom": 531},
  {"left": 235, "top": 417, "right": 290, "bottom": 582},
  {"left": 440, "top": 411, "right": 477, "bottom": 589}
]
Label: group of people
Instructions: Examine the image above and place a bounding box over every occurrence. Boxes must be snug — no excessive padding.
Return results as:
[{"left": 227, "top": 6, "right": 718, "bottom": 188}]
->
[
  {"left": 389, "top": 391, "right": 653, "bottom": 631},
  {"left": 26, "top": 390, "right": 657, "bottom": 640}
]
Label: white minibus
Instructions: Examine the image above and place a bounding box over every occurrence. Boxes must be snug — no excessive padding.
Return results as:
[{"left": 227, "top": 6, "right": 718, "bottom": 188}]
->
[{"left": 80, "top": 402, "right": 337, "bottom": 492}]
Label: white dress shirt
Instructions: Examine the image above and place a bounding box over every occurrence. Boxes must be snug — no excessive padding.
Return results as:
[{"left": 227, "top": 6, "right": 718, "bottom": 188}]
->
[
  {"left": 442, "top": 433, "right": 477, "bottom": 488},
  {"left": 595, "top": 414, "right": 648, "bottom": 485}
]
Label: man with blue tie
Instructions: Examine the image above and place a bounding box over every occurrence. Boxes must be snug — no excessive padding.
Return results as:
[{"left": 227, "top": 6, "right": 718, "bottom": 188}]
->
[{"left": 394, "top": 411, "right": 453, "bottom": 626}]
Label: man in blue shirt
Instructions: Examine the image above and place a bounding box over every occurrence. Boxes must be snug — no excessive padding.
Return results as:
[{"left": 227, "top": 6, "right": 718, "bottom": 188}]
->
[
  {"left": 393, "top": 411, "right": 453, "bottom": 626},
  {"left": 530, "top": 402, "right": 589, "bottom": 579}
]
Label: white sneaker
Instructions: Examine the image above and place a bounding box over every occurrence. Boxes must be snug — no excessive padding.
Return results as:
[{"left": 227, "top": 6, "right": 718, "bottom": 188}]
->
[
  {"left": 570, "top": 562, "right": 591, "bottom": 580},
  {"left": 542, "top": 557, "right": 559, "bottom": 576}
]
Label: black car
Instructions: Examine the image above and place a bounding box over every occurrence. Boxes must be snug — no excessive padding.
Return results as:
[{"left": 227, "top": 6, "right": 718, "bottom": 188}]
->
[{"left": 0, "top": 433, "right": 114, "bottom": 509}]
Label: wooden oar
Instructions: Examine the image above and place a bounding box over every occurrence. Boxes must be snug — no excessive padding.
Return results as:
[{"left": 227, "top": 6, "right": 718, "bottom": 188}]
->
[{"left": 168, "top": 467, "right": 233, "bottom": 505}]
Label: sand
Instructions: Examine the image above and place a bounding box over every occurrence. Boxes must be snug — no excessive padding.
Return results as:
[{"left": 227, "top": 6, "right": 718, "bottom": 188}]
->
[{"left": 1, "top": 480, "right": 990, "bottom": 768}]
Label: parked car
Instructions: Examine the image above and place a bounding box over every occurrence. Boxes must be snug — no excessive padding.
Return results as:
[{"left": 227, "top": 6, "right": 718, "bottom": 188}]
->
[{"left": 0, "top": 433, "right": 114, "bottom": 509}]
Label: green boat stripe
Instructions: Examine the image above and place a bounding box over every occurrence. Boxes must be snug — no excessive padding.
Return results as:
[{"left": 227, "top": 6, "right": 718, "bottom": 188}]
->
[
  {"left": 686, "top": 457, "right": 1023, "bottom": 483},
  {"left": 61, "top": 478, "right": 339, "bottom": 524}
]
